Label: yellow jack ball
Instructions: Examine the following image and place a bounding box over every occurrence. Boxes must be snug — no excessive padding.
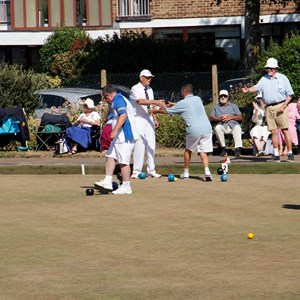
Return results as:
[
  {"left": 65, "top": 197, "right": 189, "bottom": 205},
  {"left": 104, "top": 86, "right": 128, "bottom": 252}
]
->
[
  {"left": 174, "top": 177, "right": 178, "bottom": 181},
  {"left": 247, "top": 233, "right": 254, "bottom": 239}
]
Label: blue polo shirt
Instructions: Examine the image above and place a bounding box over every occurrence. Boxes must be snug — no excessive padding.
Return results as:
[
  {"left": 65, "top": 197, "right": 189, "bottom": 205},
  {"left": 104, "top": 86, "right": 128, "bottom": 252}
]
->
[
  {"left": 111, "top": 93, "right": 139, "bottom": 143},
  {"left": 166, "top": 95, "right": 212, "bottom": 136}
]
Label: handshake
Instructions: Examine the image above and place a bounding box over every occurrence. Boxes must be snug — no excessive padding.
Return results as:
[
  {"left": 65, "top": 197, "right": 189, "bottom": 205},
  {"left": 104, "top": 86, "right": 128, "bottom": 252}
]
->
[{"left": 148, "top": 99, "right": 174, "bottom": 114}]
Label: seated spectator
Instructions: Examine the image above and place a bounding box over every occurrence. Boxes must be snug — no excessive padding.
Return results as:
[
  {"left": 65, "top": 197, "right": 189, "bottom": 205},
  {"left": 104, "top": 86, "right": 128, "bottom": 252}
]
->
[
  {"left": 278, "top": 101, "right": 300, "bottom": 155},
  {"left": 65, "top": 98, "right": 101, "bottom": 154},
  {"left": 210, "top": 90, "right": 243, "bottom": 157},
  {"left": 250, "top": 93, "right": 271, "bottom": 156},
  {"left": 100, "top": 105, "right": 113, "bottom": 153}
]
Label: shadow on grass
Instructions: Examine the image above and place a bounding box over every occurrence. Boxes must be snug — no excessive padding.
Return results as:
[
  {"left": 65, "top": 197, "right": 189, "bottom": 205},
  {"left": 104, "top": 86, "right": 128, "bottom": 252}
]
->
[{"left": 282, "top": 204, "right": 300, "bottom": 210}]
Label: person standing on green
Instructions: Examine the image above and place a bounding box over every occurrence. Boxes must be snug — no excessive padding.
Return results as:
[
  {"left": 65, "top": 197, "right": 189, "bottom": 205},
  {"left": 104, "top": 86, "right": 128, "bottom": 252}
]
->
[
  {"left": 242, "top": 58, "right": 294, "bottom": 162},
  {"left": 150, "top": 84, "right": 213, "bottom": 181}
]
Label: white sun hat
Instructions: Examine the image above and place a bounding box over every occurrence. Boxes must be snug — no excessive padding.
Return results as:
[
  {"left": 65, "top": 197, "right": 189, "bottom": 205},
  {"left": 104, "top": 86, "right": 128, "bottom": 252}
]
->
[
  {"left": 265, "top": 58, "right": 279, "bottom": 68},
  {"left": 83, "top": 98, "right": 95, "bottom": 109}
]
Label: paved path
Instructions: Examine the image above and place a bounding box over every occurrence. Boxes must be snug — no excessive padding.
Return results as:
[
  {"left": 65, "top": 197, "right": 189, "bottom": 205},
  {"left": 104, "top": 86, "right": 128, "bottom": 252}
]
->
[{"left": 0, "top": 150, "right": 299, "bottom": 166}]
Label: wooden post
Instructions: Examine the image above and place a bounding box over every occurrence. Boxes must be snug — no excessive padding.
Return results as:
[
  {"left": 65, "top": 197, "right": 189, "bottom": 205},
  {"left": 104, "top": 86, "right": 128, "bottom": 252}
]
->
[
  {"left": 100, "top": 69, "right": 107, "bottom": 87},
  {"left": 212, "top": 65, "right": 218, "bottom": 104}
]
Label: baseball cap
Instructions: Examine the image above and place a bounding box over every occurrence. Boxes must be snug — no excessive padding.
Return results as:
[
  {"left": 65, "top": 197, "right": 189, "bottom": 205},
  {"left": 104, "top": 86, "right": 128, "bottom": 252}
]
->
[
  {"left": 139, "top": 69, "right": 155, "bottom": 78},
  {"left": 265, "top": 58, "right": 279, "bottom": 68},
  {"left": 219, "top": 90, "right": 229, "bottom": 96}
]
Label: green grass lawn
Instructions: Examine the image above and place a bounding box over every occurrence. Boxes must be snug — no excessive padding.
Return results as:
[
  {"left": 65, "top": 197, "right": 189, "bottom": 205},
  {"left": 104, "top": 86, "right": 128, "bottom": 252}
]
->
[{"left": 0, "top": 174, "right": 299, "bottom": 299}]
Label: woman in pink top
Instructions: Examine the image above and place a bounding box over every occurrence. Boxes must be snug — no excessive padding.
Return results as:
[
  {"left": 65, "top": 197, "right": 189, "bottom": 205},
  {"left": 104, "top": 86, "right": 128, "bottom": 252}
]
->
[{"left": 278, "top": 103, "right": 300, "bottom": 155}]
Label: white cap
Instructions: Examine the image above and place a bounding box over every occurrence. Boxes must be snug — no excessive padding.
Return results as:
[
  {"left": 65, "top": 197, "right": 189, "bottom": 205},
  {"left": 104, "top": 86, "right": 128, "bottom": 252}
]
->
[
  {"left": 219, "top": 90, "right": 229, "bottom": 96},
  {"left": 265, "top": 58, "right": 279, "bottom": 68},
  {"left": 139, "top": 69, "right": 155, "bottom": 78},
  {"left": 83, "top": 98, "right": 95, "bottom": 109},
  {"left": 255, "top": 93, "right": 263, "bottom": 99}
]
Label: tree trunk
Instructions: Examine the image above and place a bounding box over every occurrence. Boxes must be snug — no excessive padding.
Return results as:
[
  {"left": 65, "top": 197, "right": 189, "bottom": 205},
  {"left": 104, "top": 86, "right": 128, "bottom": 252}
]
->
[{"left": 244, "top": 0, "right": 261, "bottom": 71}]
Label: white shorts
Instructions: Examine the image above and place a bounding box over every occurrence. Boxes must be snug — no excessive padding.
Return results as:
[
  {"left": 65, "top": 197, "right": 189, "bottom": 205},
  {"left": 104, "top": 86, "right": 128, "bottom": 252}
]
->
[
  {"left": 106, "top": 140, "right": 135, "bottom": 165},
  {"left": 186, "top": 133, "right": 213, "bottom": 153}
]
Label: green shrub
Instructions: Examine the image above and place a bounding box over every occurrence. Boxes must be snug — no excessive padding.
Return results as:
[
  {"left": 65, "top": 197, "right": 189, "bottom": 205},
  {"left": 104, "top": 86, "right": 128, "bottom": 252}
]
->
[
  {"left": 0, "top": 62, "right": 51, "bottom": 114},
  {"left": 86, "top": 30, "right": 234, "bottom": 74},
  {"left": 39, "top": 27, "right": 91, "bottom": 84},
  {"left": 156, "top": 114, "right": 186, "bottom": 148}
]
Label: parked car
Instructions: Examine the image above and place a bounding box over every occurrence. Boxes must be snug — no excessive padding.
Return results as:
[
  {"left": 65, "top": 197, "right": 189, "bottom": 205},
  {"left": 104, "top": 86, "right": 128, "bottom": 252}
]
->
[
  {"left": 219, "top": 77, "right": 250, "bottom": 92},
  {"left": 33, "top": 85, "right": 130, "bottom": 118},
  {"left": 200, "top": 77, "right": 250, "bottom": 104}
]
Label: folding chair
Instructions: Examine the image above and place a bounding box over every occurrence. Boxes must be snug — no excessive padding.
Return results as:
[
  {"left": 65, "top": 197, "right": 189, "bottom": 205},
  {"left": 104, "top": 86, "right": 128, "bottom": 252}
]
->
[
  {"left": 33, "top": 113, "right": 71, "bottom": 151},
  {"left": 89, "top": 125, "right": 101, "bottom": 151},
  {"left": 0, "top": 108, "right": 30, "bottom": 151}
]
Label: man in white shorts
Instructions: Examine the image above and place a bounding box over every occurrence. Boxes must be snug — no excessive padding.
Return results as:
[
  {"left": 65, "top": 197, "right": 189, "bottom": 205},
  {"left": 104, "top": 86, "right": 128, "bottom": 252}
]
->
[
  {"left": 150, "top": 84, "right": 213, "bottom": 181},
  {"left": 94, "top": 84, "right": 139, "bottom": 195}
]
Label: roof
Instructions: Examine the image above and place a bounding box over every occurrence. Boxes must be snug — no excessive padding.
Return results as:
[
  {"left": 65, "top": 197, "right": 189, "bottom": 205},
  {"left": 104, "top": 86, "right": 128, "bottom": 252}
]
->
[{"left": 34, "top": 88, "right": 102, "bottom": 104}]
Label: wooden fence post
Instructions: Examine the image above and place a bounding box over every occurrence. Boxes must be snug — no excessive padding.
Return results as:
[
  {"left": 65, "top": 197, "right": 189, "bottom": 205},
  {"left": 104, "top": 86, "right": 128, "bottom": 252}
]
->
[
  {"left": 212, "top": 65, "right": 218, "bottom": 104},
  {"left": 100, "top": 69, "right": 107, "bottom": 87}
]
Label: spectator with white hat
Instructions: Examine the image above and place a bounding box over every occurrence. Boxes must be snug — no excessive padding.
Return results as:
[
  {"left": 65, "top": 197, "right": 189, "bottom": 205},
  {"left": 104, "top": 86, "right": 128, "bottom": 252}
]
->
[
  {"left": 210, "top": 89, "right": 243, "bottom": 157},
  {"left": 250, "top": 93, "right": 272, "bottom": 156},
  {"left": 242, "top": 57, "right": 294, "bottom": 162},
  {"left": 65, "top": 98, "right": 101, "bottom": 154}
]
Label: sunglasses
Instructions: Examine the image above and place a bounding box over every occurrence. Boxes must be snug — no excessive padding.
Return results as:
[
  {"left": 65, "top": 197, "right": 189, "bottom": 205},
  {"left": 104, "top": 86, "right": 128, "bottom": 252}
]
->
[
  {"left": 265, "top": 67, "right": 276, "bottom": 71},
  {"left": 220, "top": 95, "right": 228, "bottom": 98}
]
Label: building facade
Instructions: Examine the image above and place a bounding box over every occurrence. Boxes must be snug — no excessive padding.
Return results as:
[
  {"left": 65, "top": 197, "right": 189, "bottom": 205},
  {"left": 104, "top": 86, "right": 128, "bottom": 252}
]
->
[{"left": 0, "top": 0, "right": 299, "bottom": 70}]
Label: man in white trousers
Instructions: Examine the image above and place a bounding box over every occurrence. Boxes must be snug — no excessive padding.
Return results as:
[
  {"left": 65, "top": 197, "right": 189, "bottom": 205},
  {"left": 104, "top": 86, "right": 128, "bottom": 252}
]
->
[{"left": 130, "top": 69, "right": 166, "bottom": 178}]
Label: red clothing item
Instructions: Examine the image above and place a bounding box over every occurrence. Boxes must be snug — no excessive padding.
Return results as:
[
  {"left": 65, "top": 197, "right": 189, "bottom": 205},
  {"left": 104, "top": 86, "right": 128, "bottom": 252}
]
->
[{"left": 100, "top": 123, "right": 112, "bottom": 152}]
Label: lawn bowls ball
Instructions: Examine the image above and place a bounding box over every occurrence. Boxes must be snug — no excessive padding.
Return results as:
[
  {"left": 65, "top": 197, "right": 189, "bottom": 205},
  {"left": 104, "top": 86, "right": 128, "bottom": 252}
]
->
[
  {"left": 168, "top": 174, "right": 175, "bottom": 182},
  {"left": 247, "top": 233, "right": 254, "bottom": 239},
  {"left": 139, "top": 172, "right": 147, "bottom": 179},
  {"left": 86, "top": 188, "right": 94, "bottom": 196},
  {"left": 112, "top": 181, "right": 119, "bottom": 191},
  {"left": 220, "top": 173, "right": 228, "bottom": 182},
  {"left": 217, "top": 167, "right": 224, "bottom": 175}
]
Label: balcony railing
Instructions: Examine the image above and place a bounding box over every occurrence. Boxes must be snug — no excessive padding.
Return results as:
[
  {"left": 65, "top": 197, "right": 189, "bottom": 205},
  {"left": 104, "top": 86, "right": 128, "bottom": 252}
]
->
[
  {"left": 117, "top": 0, "right": 151, "bottom": 21},
  {"left": 0, "top": 4, "right": 7, "bottom": 23}
]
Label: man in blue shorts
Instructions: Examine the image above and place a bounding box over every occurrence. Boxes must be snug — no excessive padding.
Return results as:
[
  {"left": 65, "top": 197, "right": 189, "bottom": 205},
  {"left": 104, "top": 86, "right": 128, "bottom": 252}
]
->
[
  {"left": 94, "top": 84, "right": 139, "bottom": 195},
  {"left": 150, "top": 84, "right": 213, "bottom": 181}
]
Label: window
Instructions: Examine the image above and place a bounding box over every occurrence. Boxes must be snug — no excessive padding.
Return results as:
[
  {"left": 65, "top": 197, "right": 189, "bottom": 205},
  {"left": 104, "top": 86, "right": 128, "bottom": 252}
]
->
[
  {"left": 117, "top": 0, "right": 150, "bottom": 20},
  {"left": 11, "top": 0, "right": 112, "bottom": 29},
  {"left": 38, "top": 0, "right": 48, "bottom": 26},
  {"left": 76, "top": 0, "right": 86, "bottom": 26},
  {"left": 155, "top": 26, "right": 242, "bottom": 60},
  {"left": 0, "top": 0, "right": 9, "bottom": 23}
]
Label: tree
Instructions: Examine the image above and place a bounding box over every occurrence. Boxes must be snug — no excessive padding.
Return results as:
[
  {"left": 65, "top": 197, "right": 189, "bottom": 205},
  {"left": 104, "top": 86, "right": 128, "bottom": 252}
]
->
[
  {"left": 39, "top": 28, "right": 91, "bottom": 83},
  {"left": 213, "top": 0, "right": 300, "bottom": 70},
  {"left": 0, "top": 62, "right": 51, "bottom": 114}
]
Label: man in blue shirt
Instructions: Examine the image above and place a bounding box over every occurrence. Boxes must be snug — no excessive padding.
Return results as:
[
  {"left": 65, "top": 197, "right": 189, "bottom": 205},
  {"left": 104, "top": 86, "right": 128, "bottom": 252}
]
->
[
  {"left": 242, "top": 58, "right": 294, "bottom": 162},
  {"left": 150, "top": 84, "right": 213, "bottom": 181},
  {"left": 94, "top": 84, "right": 139, "bottom": 195}
]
